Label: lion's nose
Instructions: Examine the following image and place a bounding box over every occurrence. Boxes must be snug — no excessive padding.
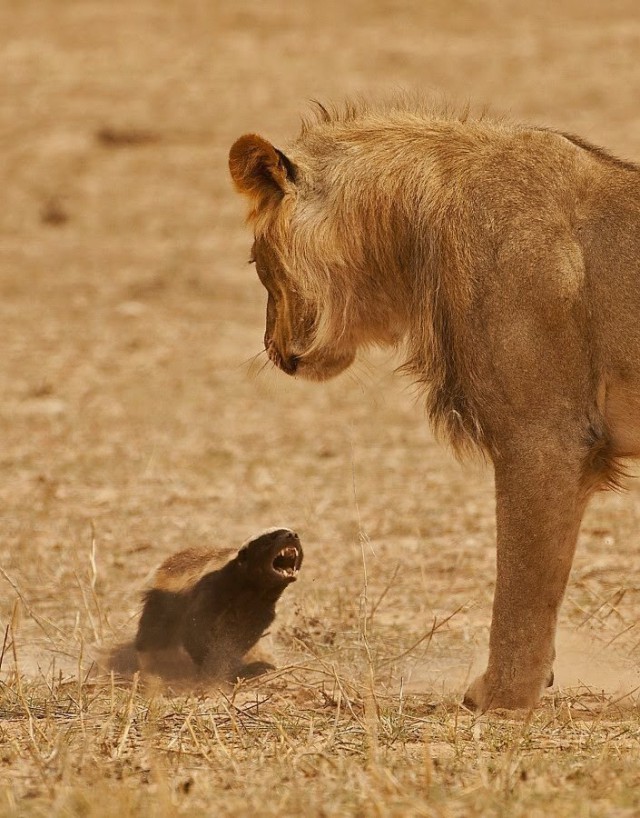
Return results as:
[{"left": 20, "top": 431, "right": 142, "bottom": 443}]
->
[{"left": 282, "top": 355, "right": 299, "bottom": 374}]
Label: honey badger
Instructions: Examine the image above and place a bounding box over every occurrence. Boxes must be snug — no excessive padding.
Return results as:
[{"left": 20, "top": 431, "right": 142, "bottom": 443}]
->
[{"left": 134, "top": 528, "right": 303, "bottom": 682}]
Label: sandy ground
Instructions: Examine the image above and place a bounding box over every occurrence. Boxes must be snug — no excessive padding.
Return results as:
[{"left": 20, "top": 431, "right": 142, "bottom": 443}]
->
[{"left": 1, "top": 1, "right": 640, "bottom": 814}]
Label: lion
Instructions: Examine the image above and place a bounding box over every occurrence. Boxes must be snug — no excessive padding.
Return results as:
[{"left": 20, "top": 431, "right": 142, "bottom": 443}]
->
[{"left": 228, "top": 99, "right": 640, "bottom": 712}]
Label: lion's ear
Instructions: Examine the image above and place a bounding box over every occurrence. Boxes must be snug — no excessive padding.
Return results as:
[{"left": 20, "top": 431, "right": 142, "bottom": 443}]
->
[{"left": 228, "top": 134, "right": 296, "bottom": 206}]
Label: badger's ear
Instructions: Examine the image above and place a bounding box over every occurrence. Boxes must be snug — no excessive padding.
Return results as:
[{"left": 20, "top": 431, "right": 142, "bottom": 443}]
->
[{"left": 229, "top": 134, "right": 296, "bottom": 205}]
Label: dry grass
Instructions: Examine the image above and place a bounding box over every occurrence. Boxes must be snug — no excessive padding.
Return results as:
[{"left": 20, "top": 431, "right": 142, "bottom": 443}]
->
[{"left": 1, "top": 0, "right": 640, "bottom": 815}]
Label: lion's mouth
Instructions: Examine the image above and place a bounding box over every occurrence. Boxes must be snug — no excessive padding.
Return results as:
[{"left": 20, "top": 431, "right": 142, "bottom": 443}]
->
[
  {"left": 266, "top": 338, "right": 299, "bottom": 376},
  {"left": 272, "top": 545, "right": 301, "bottom": 579},
  {"left": 287, "top": 350, "right": 357, "bottom": 383}
]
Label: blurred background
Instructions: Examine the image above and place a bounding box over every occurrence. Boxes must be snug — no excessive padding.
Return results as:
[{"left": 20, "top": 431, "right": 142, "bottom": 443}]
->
[{"left": 1, "top": 0, "right": 639, "bottom": 687}]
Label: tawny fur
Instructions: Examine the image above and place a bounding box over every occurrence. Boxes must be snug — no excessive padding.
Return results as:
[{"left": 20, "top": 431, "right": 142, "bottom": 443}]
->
[{"left": 229, "top": 98, "right": 640, "bottom": 711}]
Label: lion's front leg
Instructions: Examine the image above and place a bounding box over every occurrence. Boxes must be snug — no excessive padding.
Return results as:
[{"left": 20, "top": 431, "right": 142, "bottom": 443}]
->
[{"left": 464, "top": 431, "right": 591, "bottom": 712}]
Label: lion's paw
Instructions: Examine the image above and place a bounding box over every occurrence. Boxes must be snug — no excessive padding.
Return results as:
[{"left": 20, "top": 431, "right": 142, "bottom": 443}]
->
[{"left": 463, "top": 672, "right": 544, "bottom": 712}]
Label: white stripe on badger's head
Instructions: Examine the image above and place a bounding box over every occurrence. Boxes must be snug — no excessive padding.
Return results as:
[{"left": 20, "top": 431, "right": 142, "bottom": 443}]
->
[
  {"left": 152, "top": 547, "right": 235, "bottom": 594},
  {"left": 240, "top": 527, "right": 297, "bottom": 549}
]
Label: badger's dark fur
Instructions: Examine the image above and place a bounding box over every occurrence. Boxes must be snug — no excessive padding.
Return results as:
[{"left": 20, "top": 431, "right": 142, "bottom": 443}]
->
[{"left": 133, "top": 528, "right": 302, "bottom": 682}]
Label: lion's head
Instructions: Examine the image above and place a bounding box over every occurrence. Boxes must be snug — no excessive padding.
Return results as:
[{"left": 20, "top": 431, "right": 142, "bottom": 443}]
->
[
  {"left": 250, "top": 232, "right": 356, "bottom": 382},
  {"left": 228, "top": 130, "right": 408, "bottom": 381}
]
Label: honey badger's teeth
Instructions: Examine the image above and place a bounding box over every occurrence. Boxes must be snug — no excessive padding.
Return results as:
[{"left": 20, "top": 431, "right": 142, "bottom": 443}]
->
[{"left": 272, "top": 545, "right": 300, "bottom": 577}]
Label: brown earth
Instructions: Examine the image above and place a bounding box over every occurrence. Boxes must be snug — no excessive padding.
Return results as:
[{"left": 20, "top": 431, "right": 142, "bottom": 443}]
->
[{"left": 1, "top": 1, "right": 639, "bottom": 815}]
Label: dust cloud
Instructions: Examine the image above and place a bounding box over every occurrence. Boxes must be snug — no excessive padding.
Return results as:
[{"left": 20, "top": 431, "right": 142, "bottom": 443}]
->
[{"left": 402, "top": 628, "right": 639, "bottom": 704}]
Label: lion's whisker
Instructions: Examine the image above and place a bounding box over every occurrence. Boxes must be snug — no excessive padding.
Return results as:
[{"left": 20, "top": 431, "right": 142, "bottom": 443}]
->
[
  {"left": 256, "top": 358, "right": 273, "bottom": 377},
  {"left": 243, "top": 350, "right": 271, "bottom": 379},
  {"left": 239, "top": 349, "right": 268, "bottom": 368}
]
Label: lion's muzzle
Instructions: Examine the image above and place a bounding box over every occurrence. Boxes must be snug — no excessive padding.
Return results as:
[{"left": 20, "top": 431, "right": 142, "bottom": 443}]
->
[{"left": 266, "top": 337, "right": 299, "bottom": 375}]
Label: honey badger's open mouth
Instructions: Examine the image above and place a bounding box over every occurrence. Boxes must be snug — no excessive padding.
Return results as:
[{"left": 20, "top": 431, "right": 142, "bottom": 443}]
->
[{"left": 272, "top": 545, "right": 301, "bottom": 579}]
